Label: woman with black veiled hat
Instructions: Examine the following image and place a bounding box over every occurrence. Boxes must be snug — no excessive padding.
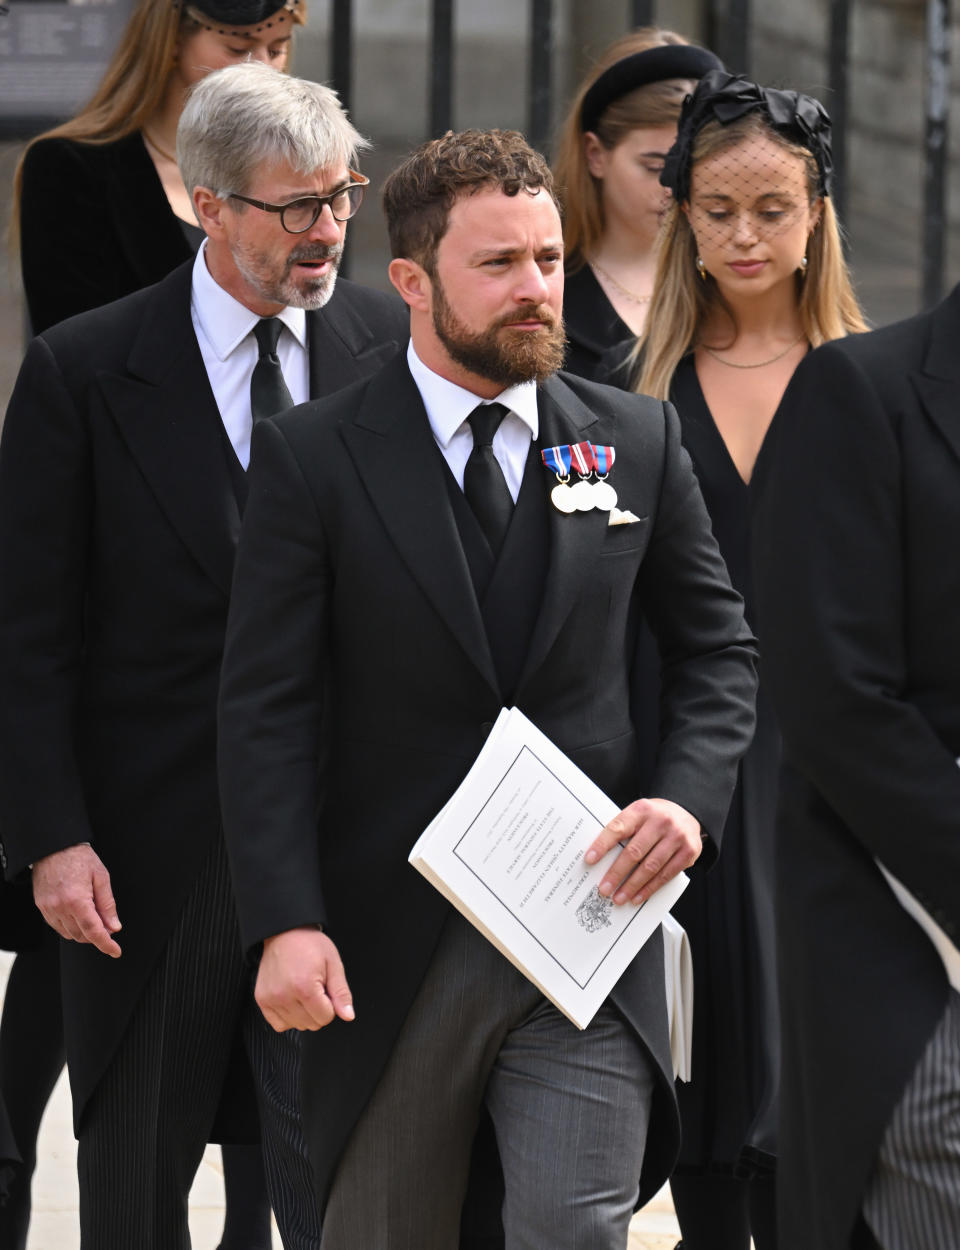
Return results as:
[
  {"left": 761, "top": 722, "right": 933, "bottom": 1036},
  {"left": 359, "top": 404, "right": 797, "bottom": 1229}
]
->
[
  {"left": 13, "top": 0, "right": 304, "bottom": 335},
  {"left": 604, "top": 70, "right": 866, "bottom": 1250},
  {"left": 5, "top": 6, "right": 308, "bottom": 1247}
]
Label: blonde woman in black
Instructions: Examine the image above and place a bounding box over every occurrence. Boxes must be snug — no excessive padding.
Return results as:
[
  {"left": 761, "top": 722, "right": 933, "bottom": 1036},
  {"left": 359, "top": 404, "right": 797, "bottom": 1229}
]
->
[{"left": 605, "top": 71, "right": 866, "bottom": 1250}]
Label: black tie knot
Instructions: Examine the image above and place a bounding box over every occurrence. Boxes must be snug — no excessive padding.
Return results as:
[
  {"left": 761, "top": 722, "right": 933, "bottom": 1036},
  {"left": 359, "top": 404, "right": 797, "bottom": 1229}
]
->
[
  {"left": 467, "top": 402, "right": 509, "bottom": 450},
  {"left": 254, "top": 317, "right": 284, "bottom": 360}
]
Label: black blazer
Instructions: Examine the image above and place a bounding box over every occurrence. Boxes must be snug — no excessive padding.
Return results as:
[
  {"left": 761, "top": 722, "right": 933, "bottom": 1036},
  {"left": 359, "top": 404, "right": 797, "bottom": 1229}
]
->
[
  {"left": 0, "top": 260, "right": 408, "bottom": 1129},
  {"left": 753, "top": 287, "right": 960, "bottom": 1250},
  {"left": 218, "top": 353, "right": 758, "bottom": 1211},
  {"left": 20, "top": 133, "right": 194, "bottom": 335}
]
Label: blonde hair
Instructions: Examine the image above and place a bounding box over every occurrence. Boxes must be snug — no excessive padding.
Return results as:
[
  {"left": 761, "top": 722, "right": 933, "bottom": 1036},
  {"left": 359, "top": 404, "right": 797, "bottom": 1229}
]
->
[
  {"left": 553, "top": 28, "right": 693, "bottom": 273},
  {"left": 10, "top": 0, "right": 304, "bottom": 246},
  {"left": 635, "top": 112, "right": 867, "bottom": 398}
]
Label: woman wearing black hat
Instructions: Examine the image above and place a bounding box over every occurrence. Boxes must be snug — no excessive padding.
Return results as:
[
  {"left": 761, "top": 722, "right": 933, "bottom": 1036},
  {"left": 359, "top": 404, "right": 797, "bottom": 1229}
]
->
[
  {"left": 14, "top": 0, "right": 304, "bottom": 335},
  {"left": 551, "top": 29, "right": 722, "bottom": 380},
  {"left": 5, "top": 4, "right": 306, "bottom": 1247},
  {"left": 605, "top": 71, "right": 866, "bottom": 1250}
]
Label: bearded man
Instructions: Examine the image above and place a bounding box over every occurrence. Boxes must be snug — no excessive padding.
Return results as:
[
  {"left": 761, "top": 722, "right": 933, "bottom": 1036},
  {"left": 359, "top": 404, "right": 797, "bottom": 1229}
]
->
[
  {"left": 0, "top": 62, "right": 407, "bottom": 1248},
  {"left": 217, "top": 128, "right": 758, "bottom": 1250}
]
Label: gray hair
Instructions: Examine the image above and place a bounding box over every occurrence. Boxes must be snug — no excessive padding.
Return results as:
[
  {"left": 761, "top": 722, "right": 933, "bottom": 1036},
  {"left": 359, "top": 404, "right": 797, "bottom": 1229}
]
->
[{"left": 177, "top": 62, "right": 369, "bottom": 198}]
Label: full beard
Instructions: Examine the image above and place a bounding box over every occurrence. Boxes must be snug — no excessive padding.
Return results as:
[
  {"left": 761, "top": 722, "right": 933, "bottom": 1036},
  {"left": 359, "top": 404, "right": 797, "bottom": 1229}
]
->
[
  {"left": 432, "top": 280, "right": 566, "bottom": 387},
  {"left": 232, "top": 240, "right": 344, "bottom": 310}
]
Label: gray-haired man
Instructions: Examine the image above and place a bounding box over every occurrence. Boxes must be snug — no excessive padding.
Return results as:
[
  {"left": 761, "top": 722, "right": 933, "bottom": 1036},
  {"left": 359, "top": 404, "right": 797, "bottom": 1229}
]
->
[{"left": 0, "top": 63, "right": 406, "bottom": 1247}]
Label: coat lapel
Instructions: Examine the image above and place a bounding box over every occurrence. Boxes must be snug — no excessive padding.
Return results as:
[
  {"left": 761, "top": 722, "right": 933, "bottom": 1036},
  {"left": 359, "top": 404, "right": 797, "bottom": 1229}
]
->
[
  {"left": 911, "top": 285, "right": 960, "bottom": 468},
  {"left": 515, "top": 374, "right": 609, "bottom": 689},
  {"left": 96, "top": 263, "right": 240, "bottom": 597},
  {"left": 307, "top": 282, "right": 405, "bottom": 398},
  {"left": 339, "top": 355, "right": 500, "bottom": 694}
]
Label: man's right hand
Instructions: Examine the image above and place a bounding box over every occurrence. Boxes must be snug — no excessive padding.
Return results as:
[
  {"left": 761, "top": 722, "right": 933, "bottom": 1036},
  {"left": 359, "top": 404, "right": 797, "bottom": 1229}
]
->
[
  {"left": 32, "top": 844, "right": 122, "bottom": 958},
  {"left": 256, "top": 927, "right": 355, "bottom": 1033}
]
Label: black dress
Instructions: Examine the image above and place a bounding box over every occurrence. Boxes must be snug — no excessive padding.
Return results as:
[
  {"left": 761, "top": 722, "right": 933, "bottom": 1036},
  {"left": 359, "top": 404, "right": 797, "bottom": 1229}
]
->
[
  {"left": 667, "top": 355, "right": 780, "bottom": 1176},
  {"left": 601, "top": 349, "right": 781, "bottom": 1177},
  {"left": 562, "top": 263, "right": 632, "bottom": 382},
  {"left": 20, "top": 132, "right": 195, "bottom": 334}
]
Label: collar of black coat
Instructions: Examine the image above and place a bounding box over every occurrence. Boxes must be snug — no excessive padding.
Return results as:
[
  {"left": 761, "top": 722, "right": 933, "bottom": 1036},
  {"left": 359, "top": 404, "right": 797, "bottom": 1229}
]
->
[{"left": 911, "top": 283, "right": 960, "bottom": 470}]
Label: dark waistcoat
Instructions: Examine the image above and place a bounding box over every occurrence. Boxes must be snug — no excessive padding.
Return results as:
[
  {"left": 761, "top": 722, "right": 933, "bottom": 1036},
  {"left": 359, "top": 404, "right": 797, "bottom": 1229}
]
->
[{"left": 443, "top": 443, "right": 549, "bottom": 703}]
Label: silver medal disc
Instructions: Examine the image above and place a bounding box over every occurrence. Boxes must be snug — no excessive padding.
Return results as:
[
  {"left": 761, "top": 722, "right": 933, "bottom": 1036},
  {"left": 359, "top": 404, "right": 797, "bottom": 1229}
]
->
[
  {"left": 591, "top": 479, "right": 618, "bottom": 512},
  {"left": 551, "top": 482, "right": 578, "bottom": 514},
  {"left": 570, "top": 478, "right": 596, "bottom": 512}
]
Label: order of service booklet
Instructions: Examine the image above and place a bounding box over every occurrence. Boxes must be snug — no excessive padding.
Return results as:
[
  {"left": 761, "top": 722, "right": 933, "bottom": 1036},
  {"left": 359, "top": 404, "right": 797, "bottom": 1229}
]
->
[{"left": 408, "top": 707, "right": 689, "bottom": 1032}]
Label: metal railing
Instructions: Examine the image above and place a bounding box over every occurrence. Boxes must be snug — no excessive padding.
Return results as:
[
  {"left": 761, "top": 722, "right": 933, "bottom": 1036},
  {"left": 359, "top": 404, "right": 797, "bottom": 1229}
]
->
[{"left": 325, "top": 0, "right": 951, "bottom": 307}]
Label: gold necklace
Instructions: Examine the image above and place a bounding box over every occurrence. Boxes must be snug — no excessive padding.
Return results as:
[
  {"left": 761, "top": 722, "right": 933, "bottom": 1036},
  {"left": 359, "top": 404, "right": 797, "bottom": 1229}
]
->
[
  {"left": 702, "top": 332, "right": 805, "bottom": 369},
  {"left": 590, "top": 260, "right": 652, "bottom": 305},
  {"left": 142, "top": 129, "right": 177, "bottom": 164}
]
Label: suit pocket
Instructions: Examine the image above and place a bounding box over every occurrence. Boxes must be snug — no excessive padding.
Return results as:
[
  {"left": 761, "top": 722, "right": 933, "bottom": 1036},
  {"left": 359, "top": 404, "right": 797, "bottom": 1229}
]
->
[{"left": 600, "top": 516, "right": 650, "bottom": 555}]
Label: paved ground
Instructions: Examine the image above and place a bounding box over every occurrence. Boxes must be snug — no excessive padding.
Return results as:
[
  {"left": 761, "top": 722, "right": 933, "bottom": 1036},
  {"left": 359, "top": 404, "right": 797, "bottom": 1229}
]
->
[{"left": 0, "top": 948, "right": 681, "bottom": 1249}]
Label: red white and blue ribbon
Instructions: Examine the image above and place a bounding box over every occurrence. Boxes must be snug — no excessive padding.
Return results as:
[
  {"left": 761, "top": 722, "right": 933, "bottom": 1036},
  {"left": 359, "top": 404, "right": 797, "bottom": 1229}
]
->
[{"left": 541, "top": 444, "right": 573, "bottom": 479}]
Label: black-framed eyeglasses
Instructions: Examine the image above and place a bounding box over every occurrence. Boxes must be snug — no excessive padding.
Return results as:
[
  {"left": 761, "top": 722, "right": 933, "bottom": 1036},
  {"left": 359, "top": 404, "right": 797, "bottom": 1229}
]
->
[{"left": 226, "top": 171, "right": 369, "bottom": 234}]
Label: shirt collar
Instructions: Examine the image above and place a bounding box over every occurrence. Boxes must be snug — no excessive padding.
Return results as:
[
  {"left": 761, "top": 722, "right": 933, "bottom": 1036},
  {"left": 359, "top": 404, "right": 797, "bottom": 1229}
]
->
[
  {"left": 191, "top": 239, "right": 308, "bottom": 360},
  {"left": 406, "top": 340, "right": 539, "bottom": 449}
]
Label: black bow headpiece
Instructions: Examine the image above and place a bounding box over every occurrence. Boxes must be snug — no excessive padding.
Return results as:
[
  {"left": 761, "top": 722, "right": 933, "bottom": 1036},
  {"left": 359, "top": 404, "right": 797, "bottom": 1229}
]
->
[{"left": 660, "top": 69, "right": 834, "bottom": 201}]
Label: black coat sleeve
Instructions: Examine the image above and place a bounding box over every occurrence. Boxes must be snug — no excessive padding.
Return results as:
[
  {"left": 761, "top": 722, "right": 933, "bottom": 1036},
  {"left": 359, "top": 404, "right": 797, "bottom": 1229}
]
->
[
  {"left": 0, "top": 337, "right": 94, "bottom": 874},
  {"left": 20, "top": 139, "right": 122, "bottom": 334},
  {"left": 218, "top": 414, "right": 332, "bottom": 950}
]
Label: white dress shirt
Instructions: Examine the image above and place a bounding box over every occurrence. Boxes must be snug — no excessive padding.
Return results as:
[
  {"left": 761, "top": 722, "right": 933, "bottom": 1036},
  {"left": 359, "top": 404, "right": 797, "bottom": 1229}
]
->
[
  {"left": 406, "top": 341, "right": 539, "bottom": 503},
  {"left": 190, "top": 241, "right": 309, "bottom": 469}
]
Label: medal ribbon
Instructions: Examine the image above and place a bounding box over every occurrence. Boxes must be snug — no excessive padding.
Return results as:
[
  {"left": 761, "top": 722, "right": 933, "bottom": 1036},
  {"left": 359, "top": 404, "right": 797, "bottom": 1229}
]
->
[
  {"left": 541, "top": 444, "right": 573, "bottom": 478},
  {"left": 570, "top": 442, "right": 595, "bottom": 478},
  {"left": 591, "top": 443, "right": 616, "bottom": 475}
]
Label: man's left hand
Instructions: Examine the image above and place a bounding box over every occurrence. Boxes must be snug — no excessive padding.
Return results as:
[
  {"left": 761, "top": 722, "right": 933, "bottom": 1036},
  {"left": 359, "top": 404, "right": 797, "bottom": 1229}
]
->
[{"left": 585, "top": 798, "right": 702, "bottom": 905}]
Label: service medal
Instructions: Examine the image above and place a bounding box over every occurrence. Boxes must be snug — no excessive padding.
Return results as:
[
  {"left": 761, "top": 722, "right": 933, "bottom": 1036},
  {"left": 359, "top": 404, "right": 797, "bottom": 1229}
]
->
[
  {"left": 591, "top": 479, "right": 618, "bottom": 511},
  {"left": 589, "top": 444, "right": 617, "bottom": 511},
  {"left": 551, "top": 482, "right": 578, "bottom": 513},
  {"left": 570, "top": 478, "right": 596, "bottom": 511},
  {"left": 542, "top": 444, "right": 578, "bottom": 513}
]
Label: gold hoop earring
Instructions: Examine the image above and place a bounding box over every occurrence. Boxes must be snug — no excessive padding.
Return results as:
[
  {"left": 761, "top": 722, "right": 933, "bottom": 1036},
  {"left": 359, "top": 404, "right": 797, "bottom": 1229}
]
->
[{"left": 696, "top": 256, "right": 707, "bottom": 281}]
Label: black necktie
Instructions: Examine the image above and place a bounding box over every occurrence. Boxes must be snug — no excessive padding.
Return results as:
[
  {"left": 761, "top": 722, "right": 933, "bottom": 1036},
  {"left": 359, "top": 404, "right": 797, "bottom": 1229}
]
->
[
  {"left": 250, "top": 318, "right": 294, "bottom": 424},
  {"left": 464, "top": 402, "right": 514, "bottom": 555}
]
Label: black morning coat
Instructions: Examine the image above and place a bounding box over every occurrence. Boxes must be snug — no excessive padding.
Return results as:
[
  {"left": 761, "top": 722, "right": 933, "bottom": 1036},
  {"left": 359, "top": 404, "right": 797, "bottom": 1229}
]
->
[
  {"left": 217, "top": 351, "right": 760, "bottom": 1212},
  {"left": 753, "top": 286, "right": 960, "bottom": 1250},
  {"left": 0, "top": 259, "right": 408, "bottom": 1134}
]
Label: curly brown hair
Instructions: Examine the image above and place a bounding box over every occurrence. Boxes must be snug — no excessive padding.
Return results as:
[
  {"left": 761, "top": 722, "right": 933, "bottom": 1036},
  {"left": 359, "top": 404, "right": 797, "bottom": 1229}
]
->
[{"left": 382, "top": 128, "right": 558, "bottom": 274}]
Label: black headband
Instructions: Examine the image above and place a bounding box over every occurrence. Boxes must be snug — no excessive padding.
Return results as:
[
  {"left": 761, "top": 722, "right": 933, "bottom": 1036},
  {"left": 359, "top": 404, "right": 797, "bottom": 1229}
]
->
[
  {"left": 660, "top": 69, "right": 834, "bottom": 201},
  {"left": 183, "top": 0, "right": 301, "bottom": 36},
  {"left": 580, "top": 45, "right": 724, "bottom": 134}
]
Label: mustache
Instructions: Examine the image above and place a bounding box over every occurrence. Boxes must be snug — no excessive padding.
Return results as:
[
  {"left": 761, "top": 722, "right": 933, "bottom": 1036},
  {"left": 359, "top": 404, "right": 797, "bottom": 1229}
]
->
[
  {"left": 495, "top": 305, "right": 560, "bottom": 330},
  {"left": 287, "top": 243, "right": 344, "bottom": 265}
]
